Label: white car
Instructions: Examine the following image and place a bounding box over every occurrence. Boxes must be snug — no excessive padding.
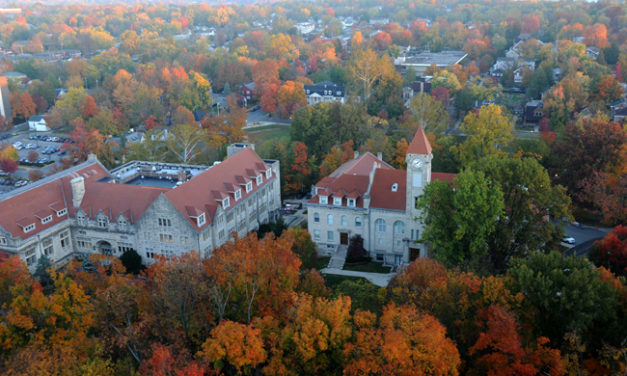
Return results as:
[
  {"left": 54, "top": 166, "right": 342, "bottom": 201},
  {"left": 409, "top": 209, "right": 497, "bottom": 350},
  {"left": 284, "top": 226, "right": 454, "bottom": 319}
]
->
[{"left": 562, "top": 237, "right": 575, "bottom": 245}]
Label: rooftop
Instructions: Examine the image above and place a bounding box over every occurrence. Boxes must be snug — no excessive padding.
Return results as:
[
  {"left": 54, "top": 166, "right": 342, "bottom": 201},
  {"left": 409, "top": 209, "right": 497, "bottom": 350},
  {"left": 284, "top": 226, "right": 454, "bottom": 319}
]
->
[{"left": 395, "top": 50, "right": 468, "bottom": 67}]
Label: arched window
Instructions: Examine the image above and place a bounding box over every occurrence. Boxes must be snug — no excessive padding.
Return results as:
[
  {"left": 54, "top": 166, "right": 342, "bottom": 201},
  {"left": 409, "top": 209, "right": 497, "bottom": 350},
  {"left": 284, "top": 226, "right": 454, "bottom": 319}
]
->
[
  {"left": 393, "top": 221, "right": 405, "bottom": 235},
  {"left": 341, "top": 215, "right": 347, "bottom": 226},
  {"left": 375, "top": 219, "right": 386, "bottom": 232},
  {"left": 355, "top": 216, "right": 362, "bottom": 227},
  {"left": 327, "top": 214, "right": 334, "bottom": 225},
  {"left": 314, "top": 212, "right": 320, "bottom": 223}
]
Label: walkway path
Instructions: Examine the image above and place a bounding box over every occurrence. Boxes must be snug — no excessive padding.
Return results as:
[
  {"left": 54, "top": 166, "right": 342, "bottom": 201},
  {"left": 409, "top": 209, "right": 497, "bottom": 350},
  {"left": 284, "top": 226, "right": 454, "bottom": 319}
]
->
[{"left": 319, "top": 267, "right": 396, "bottom": 287}]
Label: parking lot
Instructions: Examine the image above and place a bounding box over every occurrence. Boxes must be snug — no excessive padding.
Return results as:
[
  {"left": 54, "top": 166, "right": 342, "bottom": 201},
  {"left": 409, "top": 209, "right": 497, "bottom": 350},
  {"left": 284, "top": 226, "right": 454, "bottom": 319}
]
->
[{"left": 0, "top": 130, "right": 72, "bottom": 193}]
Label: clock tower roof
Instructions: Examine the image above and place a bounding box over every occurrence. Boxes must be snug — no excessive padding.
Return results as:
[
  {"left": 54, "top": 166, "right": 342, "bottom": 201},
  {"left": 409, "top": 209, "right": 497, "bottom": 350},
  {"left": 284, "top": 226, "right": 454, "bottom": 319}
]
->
[{"left": 407, "top": 125, "right": 432, "bottom": 156}]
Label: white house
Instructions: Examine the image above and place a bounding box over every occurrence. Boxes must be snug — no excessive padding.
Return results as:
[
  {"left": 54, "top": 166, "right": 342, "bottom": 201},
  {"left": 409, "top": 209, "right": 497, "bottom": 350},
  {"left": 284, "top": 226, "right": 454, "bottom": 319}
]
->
[{"left": 28, "top": 115, "right": 49, "bottom": 132}]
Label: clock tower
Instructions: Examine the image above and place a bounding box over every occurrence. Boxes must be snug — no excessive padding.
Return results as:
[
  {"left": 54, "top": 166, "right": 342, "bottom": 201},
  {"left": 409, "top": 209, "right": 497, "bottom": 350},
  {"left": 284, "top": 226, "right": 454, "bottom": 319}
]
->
[{"left": 405, "top": 126, "right": 433, "bottom": 217}]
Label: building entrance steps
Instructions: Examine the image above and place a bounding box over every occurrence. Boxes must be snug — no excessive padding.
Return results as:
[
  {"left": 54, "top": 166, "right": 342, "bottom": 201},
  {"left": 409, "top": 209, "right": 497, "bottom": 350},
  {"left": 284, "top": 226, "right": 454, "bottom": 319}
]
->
[{"left": 327, "top": 244, "right": 347, "bottom": 269}]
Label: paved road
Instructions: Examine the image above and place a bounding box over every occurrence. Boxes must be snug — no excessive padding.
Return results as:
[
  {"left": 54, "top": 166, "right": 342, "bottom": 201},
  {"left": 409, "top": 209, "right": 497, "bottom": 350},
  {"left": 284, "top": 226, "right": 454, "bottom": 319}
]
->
[
  {"left": 246, "top": 109, "right": 291, "bottom": 125},
  {"left": 563, "top": 224, "right": 611, "bottom": 257}
]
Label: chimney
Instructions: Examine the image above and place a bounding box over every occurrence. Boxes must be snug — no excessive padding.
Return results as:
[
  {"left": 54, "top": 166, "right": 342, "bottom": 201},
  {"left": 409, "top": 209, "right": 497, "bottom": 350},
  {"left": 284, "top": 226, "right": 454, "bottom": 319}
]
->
[
  {"left": 87, "top": 153, "right": 97, "bottom": 161},
  {"left": 354, "top": 151, "right": 359, "bottom": 159},
  {"left": 377, "top": 152, "right": 382, "bottom": 160},
  {"left": 71, "top": 176, "right": 85, "bottom": 208}
]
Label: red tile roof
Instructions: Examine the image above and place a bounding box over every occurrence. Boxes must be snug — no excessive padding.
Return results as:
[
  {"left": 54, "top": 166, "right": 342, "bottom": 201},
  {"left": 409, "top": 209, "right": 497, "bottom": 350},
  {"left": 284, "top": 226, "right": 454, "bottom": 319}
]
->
[
  {"left": 0, "top": 162, "right": 105, "bottom": 239},
  {"left": 407, "top": 126, "right": 432, "bottom": 155},
  {"left": 165, "top": 147, "right": 273, "bottom": 230},
  {"left": 78, "top": 182, "right": 168, "bottom": 222},
  {"left": 370, "top": 169, "right": 407, "bottom": 210},
  {"left": 329, "top": 152, "right": 393, "bottom": 178}
]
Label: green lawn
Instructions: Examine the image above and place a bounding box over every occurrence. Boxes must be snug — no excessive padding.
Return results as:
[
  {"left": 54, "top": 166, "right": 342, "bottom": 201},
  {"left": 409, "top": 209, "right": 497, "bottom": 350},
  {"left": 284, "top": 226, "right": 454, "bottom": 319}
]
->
[
  {"left": 322, "top": 274, "right": 370, "bottom": 289},
  {"left": 245, "top": 124, "right": 291, "bottom": 144},
  {"left": 314, "top": 256, "right": 331, "bottom": 270},
  {"left": 343, "top": 262, "right": 391, "bottom": 273}
]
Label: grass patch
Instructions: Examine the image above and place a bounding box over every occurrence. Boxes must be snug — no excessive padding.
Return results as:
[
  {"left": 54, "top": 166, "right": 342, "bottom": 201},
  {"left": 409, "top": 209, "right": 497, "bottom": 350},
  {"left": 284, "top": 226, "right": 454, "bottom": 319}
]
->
[
  {"left": 314, "top": 256, "right": 331, "bottom": 270},
  {"left": 322, "top": 274, "right": 369, "bottom": 289},
  {"left": 245, "top": 124, "right": 291, "bottom": 144},
  {"left": 343, "top": 262, "right": 391, "bottom": 273}
]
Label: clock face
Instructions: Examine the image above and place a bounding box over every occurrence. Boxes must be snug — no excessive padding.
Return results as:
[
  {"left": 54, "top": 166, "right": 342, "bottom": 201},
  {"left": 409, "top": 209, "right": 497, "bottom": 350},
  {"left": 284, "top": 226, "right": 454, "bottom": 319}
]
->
[{"left": 412, "top": 159, "right": 423, "bottom": 168}]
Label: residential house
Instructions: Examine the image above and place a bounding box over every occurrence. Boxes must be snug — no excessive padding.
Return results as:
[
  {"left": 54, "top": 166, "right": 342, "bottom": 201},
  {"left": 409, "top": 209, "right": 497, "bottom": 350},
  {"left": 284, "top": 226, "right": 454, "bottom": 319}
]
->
[{"left": 304, "top": 81, "right": 345, "bottom": 105}]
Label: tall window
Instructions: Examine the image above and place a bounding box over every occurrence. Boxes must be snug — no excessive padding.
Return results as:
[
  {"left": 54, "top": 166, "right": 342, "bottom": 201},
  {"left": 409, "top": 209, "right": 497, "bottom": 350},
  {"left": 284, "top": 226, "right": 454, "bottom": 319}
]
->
[
  {"left": 313, "top": 213, "right": 320, "bottom": 223},
  {"left": 197, "top": 213, "right": 206, "bottom": 226},
  {"left": 327, "top": 231, "right": 334, "bottom": 242},
  {"left": 327, "top": 214, "right": 334, "bottom": 225},
  {"left": 234, "top": 189, "right": 242, "bottom": 201},
  {"left": 341, "top": 215, "right": 347, "bottom": 226},
  {"left": 60, "top": 231, "right": 69, "bottom": 248},
  {"left": 158, "top": 218, "right": 171, "bottom": 227},
  {"left": 313, "top": 230, "right": 320, "bottom": 240},
  {"left": 355, "top": 217, "right": 362, "bottom": 227},
  {"left": 393, "top": 221, "right": 405, "bottom": 235},
  {"left": 375, "top": 219, "right": 386, "bottom": 232}
]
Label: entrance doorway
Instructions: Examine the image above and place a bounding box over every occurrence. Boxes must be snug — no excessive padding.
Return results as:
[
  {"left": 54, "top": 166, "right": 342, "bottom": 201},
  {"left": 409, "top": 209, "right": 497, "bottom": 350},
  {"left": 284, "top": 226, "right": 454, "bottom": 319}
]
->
[
  {"left": 97, "top": 241, "right": 113, "bottom": 256},
  {"left": 409, "top": 247, "right": 420, "bottom": 261},
  {"left": 340, "top": 232, "right": 349, "bottom": 245}
]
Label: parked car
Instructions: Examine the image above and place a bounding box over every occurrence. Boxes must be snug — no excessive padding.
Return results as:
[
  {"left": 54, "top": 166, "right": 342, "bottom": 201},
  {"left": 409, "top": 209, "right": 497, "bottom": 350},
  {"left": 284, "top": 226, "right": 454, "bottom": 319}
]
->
[
  {"left": 562, "top": 237, "right": 576, "bottom": 245},
  {"left": 26, "top": 143, "right": 38, "bottom": 149},
  {"left": 12, "top": 142, "right": 23, "bottom": 150}
]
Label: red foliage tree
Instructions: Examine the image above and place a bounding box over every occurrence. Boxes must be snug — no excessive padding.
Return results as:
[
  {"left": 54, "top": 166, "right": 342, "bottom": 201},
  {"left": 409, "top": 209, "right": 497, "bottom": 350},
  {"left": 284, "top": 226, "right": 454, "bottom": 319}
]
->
[
  {"left": 0, "top": 158, "right": 18, "bottom": 173},
  {"left": 589, "top": 225, "right": 627, "bottom": 276}
]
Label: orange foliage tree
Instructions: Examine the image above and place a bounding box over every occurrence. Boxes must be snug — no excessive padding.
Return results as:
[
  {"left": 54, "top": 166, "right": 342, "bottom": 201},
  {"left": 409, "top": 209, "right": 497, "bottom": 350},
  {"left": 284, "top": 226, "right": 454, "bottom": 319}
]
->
[
  {"left": 9, "top": 92, "right": 36, "bottom": 121},
  {"left": 344, "top": 303, "right": 461, "bottom": 376}
]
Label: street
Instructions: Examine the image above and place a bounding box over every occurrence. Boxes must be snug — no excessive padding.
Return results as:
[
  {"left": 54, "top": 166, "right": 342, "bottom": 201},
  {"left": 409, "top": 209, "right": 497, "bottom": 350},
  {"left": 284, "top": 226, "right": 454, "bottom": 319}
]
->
[{"left": 563, "top": 224, "right": 611, "bottom": 257}]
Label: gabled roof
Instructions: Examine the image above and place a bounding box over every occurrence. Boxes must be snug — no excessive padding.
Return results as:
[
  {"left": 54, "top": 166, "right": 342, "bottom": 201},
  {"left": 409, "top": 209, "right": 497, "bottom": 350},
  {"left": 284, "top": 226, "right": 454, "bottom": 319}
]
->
[
  {"left": 407, "top": 126, "right": 432, "bottom": 155},
  {"left": 78, "top": 182, "right": 168, "bottom": 222},
  {"left": 165, "top": 147, "right": 273, "bottom": 230},
  {"left": 329, "top": 152, "right": 393, "bottom": 178},
  {"left": 0, "top": 161, "right": 105, "bottom": 239}
]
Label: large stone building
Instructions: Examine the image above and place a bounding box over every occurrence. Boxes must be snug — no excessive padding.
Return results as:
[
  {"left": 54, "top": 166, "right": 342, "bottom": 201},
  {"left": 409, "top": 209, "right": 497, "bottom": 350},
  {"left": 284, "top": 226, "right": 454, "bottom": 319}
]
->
[
  {"left": 0, "top": 146, "right": 281, "bottom": 269},
  {"left": 0, "top": 76, "right": 11, "bottom": 121},
  {"left": 306, "top": 127, "right": 455, "bottom": 266}
]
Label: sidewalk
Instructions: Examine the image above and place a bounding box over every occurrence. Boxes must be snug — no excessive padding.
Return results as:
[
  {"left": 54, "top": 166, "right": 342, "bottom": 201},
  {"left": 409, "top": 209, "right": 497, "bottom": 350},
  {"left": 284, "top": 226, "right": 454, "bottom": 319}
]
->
[{"left": 319, "top": 268, "right": 396, "bottom": 287}]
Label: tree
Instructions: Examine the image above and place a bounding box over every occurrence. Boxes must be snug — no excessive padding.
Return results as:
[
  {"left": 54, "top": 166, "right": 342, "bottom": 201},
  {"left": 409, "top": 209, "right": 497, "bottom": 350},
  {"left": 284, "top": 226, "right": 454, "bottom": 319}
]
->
[
  {"left": 469, "top": 305, "right": 564, "bottom": 376},
  {"left": 119, "top": 249, "right": 143, "bottom": 274},
  {"left": 0, "top": 158, "right": 18, "bottom": 174},
  {"left": 417, "top": 169, "right": 504, "bottom": 270},
  {"left": 27, "top": 150, "right": 38, "bottom": 163},
  {"left": 289, "top": 142, "right": 311, "bottom": 194},
  {"left": 276, "top": 81, "right": 306, "bottom": 119},
  {"left": 63, "top": 122, "right": 104, "bottom": 162},
  {"left": 0, "top": 144, "right": 19, "bottom": 162},
  {"left": 204, "top": 233, "right": 301, "bottom": 323},
  {"left": 347, "top": 48, "right": 383, "bottom": 101},
  {"left": 455, "top": 104, "right": 514, "bottom": 166},
  {"left": 431, "top": 70, "right": 462, "bottom": 94},
  {"left": 393, "top": 138, "right": 409, "bottom": 169},
  {"left": 508, "top": 252, "right": 625, "bottom": 351},
  {"left": 593, "top": 75, "right": 624, "bottom": 103},
  {"left": 589, "top": 225, "right": 626, "bottom": 277},
  {"left": 404, "top": 93, "right": 449, "bottom": 136},
  {"left": 199, "top": 320, "right": 266, "bottom": 375},
  {"left": 547, "top": 119, "right": 625, "bottom": 211},
  {"left": 165, "top": 123, "right": 204, "bottom": 164},
  {"left": 344, "top": 304, "right": 461, "bottom": 376},
  {"left": 9, "top": 92, "right": 36, "bottom": 121},
  {"left": 470, "top": 156, "right": 571, "bottom": 272},
  {"left": 282, "top": 228, "right": 318, "bottom": 270},
  {"left": 583, "top": 23, "right": 609, "bottom": 49}
]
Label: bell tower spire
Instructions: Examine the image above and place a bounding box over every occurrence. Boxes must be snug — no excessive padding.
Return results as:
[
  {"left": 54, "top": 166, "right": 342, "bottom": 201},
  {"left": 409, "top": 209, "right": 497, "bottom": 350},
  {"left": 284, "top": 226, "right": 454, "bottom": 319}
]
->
[{"left": 405, "top": 125, "right": 433, "bottom": 215}]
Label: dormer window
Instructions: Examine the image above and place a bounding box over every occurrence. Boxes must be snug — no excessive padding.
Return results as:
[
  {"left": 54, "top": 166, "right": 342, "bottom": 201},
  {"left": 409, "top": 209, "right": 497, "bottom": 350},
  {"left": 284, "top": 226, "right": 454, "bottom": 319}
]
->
[
  {"left": 265, "top": 168, "right": 272, "bottom": 179},
  {"left": 391, "top": 183, "right": 398, "bottom": 192},
  {"left": 0, "top": 237, "right": 6, "bottom": 245},
  {"left": 246, "top": 182, "right": 253, "bottom": 193},
  {"left": 41, "top": 215, "right": 52, "bottom": 224},
  {"left": 197, "top": 213, "right": 206, "bottom": 226},
  {"left": 222, "top": 197, "right": 230, "bottom": 209},
  {"left": 23, "top": 224, "right": 35, "bottom": 233},
  {"left": 234, "top": 189, "right": 242, "bottom": 201},
  {"left": 98, "top": 217, "right": 108, "bottom": 228},
  {"left": 256, "top": 174, "right": 263, "bottom": 186},
  {"left": 348, "top": 198, "right": 356, "bottom": 207},
  {"left": 333, "top": 197, "right": 342, "bottom": 206},
  {"left": 319, "top": 195, "right": 328, "bottom": 205},
  {"left": 56, "top": 208, "right": 67, "bottom": 217}
]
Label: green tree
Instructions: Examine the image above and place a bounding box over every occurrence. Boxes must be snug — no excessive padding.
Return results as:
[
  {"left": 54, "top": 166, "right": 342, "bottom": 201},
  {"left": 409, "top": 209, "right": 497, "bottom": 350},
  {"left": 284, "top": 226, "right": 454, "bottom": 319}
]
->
[
  {"left": 508, "top": 252, "right": 625, "bottom": 350},
  {"left": 455, "top": 104, "right": 514, "bottom": 166},
  {"left": 418, "top": 169, "right": 504, "bottom": 270},
  {"left": 471, "top": 156, "right": 571, "bottom": 271},
  {"left": 403, "top": 93, "right": 449, "bottom": 136}
]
